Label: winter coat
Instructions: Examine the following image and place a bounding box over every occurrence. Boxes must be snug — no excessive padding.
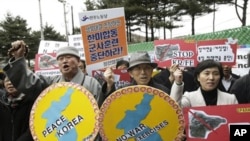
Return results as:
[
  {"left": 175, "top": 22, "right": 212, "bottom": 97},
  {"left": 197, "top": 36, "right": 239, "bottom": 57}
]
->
[
  {"left": 0, "top": 89, "right": 34, "bottom": 141},
  {"left": 170, "top": 83, "right": 238, "bottom": 108},
  {"left": 3, "top": 57, "right": 104, "bottom": 107},
  {"left": 230, "top": 70, "right": 250, "bottom": 104}
]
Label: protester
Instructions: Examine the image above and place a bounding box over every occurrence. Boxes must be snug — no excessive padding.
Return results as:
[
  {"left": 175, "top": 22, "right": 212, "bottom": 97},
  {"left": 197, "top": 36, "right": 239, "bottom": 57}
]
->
[
  {"left": 230, "top": 73, "right": 250, "bottom": 103},
  {"left": 230, "top": 52, "right": 250, "bottom": 103},
  {"left": 3, "top": 40, "right": 104, "bottom": 140},
  {"left": 98, "top": 59, "right": 130, "bottom": 98},
  {"left": 102, "top": 51, "right": 170, "bottom": 99},
  {"left": 218, "top": 64, "right": 240, "bottom": 92},
  {"left": 115, "top": 59, "right": 129, "bottom": 69},
  {"left": 0, "top": 76, "right": 34, "bottom": 141},
  {"left": 170, "top": 59, "right": 238, "bottom": 107},
  {"left": 102, "top": 51, "right": 182, "bottom": 140},
  {"left": 3, "top": 40, "right": 104, "bottom": 106},
  {"left": 170, "top": 60, "right": 238, "bottom": 141},
  {"left": 78, "top": 59, "right": 88, "bottom": 75}
]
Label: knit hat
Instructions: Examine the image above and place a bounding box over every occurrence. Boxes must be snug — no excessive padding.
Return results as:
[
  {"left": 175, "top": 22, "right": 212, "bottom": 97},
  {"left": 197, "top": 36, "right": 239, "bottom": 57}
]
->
[
  {"left": 128, "top": 51, "right": 157, "bottom": 70},
  {"left": 56, "top": 46, "right": 80, "bottom": 59}
]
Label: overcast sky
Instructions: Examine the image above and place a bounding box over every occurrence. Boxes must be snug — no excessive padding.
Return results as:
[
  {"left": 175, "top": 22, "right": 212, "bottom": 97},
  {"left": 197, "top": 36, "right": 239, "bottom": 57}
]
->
[
  {"left": 0, "top": 0, "right": 85, "bottom": 35},
  {"left": 0, "top": 0, "right": 250, "bottom": 39}
]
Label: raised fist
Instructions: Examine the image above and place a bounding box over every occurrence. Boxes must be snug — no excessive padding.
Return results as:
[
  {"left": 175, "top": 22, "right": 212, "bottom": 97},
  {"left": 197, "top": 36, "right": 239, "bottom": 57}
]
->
[
  {"left": 8, "top": 40, "right": 29, "bottom": 59},
  {"left": 103, "top": 67, "right": 115, "bottom": 89}
]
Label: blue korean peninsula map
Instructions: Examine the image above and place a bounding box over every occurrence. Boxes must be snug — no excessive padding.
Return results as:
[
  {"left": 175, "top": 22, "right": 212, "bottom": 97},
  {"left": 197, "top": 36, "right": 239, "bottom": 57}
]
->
[
  {"left": 42, "top": 88, "right": 77, "bottom": 141},
  {"left": 117, "top": 93, "right": 163, "bottom": 141}
]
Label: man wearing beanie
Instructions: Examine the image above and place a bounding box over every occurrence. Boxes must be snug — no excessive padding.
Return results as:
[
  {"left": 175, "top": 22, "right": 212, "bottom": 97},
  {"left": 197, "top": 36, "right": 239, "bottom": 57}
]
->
[
  {"left": 4, "top": 40, "right": 105, "bottom": 104},
  {"left": 3, "top": 42, "right": 104, "bottom": 141}
]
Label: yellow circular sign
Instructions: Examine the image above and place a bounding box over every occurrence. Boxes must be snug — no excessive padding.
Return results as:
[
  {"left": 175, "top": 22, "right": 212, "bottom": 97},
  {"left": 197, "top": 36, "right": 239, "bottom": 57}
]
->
[
  {"left": 30, "top": 82, "right": 99, "bottom": 141},
  {"left": 99, "top": 85, "right": 184, "bottom": 141}
]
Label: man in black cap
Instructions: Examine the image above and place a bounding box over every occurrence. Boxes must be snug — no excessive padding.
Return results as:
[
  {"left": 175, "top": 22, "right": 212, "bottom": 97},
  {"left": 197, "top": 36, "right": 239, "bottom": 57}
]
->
[
  {"left": 102, "top": 51, "right": 170, "bottom": 98},
  {"left": 116, "top": 59, "right": 129, "bottom": 70}
]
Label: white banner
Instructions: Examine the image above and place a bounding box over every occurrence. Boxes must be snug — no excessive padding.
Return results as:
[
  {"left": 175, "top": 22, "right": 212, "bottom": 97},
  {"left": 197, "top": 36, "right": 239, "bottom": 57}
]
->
[{"left": 232, "top": 47, "right": 250, "bottom": 76}]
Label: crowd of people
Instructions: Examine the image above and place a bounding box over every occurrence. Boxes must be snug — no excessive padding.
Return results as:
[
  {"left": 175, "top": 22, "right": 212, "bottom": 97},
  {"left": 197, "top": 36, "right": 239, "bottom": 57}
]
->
[{"left": 0, "top": 40, "right": 249, "bottom": 140}]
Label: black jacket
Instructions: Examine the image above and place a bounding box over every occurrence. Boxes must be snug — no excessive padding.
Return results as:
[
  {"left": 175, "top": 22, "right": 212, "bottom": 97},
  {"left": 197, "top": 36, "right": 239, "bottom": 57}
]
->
[
  {"left": 0, "top": 89, "right": 34, "bottom": 141},
  {"left": 218, "top": 74, "right": 239, "bottom": 93},
  {"left": 153, "top": 69, "right": 198, "bottom": 92},
  {"left": 230, "top": 71, "right": 250, "bottom": 104}
]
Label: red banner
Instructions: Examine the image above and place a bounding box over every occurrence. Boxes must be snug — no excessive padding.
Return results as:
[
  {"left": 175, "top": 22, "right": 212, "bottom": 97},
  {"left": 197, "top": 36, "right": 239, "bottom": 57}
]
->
[{"left": 183, "top": 104, "right": 250, "bottom": 141}]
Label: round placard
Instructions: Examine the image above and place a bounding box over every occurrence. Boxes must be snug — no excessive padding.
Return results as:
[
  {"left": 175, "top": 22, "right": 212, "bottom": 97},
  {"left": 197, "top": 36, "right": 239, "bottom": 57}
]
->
[
  {"left": 99, "top": 85, "right": 184, "bottom": 141},
  {"left": 30, "top": 82, "right": 99, "bottom": 141}
]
